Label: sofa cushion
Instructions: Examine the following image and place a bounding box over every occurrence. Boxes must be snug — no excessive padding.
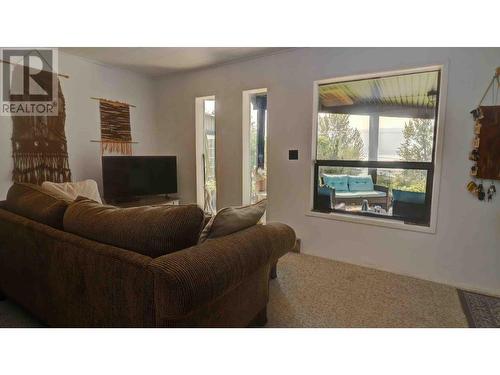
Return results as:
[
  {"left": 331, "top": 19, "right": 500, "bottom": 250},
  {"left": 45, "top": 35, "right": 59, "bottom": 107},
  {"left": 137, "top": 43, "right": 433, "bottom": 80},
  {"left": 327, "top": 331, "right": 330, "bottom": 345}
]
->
[
  {"left": 322, "top": 174, "right": 349, "bottom": 192},
  {"left": 63, "top": 197, "right": 205, "bottom": 258},
  {"left": 198, "top": 199, "right": 267, "bottom": 243},
  {"left": 348, "top": 175, "right": 374, "bottom": 192},
  {"left": 41, "top": 179, "right": 103, "bottom": 203},
  {"left": 5, "top": 183, "right": 70, "bottom": 229},
  {"left": 336, "top": 190, "right": 387, "bottom": 199},
  {"left": 392, "top": 189, "right": 426, "bottom": 204}
]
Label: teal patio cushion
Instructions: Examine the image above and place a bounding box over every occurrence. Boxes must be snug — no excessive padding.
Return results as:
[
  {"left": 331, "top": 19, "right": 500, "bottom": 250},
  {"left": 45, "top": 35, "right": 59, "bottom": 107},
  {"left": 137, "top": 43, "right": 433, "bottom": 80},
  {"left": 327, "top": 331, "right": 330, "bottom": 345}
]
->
[
  {"left": 322, "top": 174, "right": 349, "bottom": 192},
  {"left": 336, "top": 190, "right": 387, "bottom": 199},
  {"left": 392, "top": 189, "right": 426, "bottom": 204},
  {"left": 348, "top": 175, "right": 374, "bottom": 192}
]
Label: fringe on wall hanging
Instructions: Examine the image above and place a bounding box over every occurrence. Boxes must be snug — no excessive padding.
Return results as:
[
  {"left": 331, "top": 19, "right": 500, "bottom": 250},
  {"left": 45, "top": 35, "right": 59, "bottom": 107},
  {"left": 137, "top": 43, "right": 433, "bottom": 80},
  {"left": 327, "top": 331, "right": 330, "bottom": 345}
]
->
[
  {"left": 10, "top": 67, "right": 72, "bottom": 185},
  {"left": 100, "top": 140, "right": 133, "bottom": 155},
  {"left": 95, "top": 98, "right": 136, "bottom": 156}
]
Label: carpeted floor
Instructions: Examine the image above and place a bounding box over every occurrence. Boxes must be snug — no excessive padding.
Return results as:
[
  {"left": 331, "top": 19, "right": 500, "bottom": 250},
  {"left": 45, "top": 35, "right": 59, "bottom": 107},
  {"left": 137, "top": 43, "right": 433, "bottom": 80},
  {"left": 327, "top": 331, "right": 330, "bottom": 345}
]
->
[
  {"left": 0, "top": 253, "right": 468, "bottom": 328},
  {"left": 267, "top": 253, "right": 468, "bottom": 327}
]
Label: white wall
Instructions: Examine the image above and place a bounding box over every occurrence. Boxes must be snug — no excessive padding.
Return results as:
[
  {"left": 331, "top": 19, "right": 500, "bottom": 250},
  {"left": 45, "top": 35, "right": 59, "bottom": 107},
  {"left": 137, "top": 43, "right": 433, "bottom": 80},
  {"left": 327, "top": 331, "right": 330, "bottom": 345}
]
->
[
  {"left": 155, "top": 48, "right": 500, "bottom": 295},
  {"left": 0, "top": 51, "right": 158, "bottom": 198}
]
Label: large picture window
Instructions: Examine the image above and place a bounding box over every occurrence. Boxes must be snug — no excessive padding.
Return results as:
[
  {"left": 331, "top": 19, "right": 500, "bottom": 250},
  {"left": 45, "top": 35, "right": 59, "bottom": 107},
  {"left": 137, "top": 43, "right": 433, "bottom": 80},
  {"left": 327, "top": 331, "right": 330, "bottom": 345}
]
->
[{"left": 312, "top": 67, "right": 442, "bottom": 227}]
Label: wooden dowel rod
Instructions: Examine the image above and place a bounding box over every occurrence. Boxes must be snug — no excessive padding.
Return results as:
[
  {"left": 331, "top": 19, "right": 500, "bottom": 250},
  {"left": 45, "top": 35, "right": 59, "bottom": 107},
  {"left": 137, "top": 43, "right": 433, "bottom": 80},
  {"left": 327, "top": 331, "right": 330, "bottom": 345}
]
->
[
  {"left": 90, "top": 140, "right": 139, "bottom": 144},
  {"left": 0, "top": 58, "right": 69, "bottom": 79},
  {"left": 90, "top": 97, "right": 136, "bottom": 108}
]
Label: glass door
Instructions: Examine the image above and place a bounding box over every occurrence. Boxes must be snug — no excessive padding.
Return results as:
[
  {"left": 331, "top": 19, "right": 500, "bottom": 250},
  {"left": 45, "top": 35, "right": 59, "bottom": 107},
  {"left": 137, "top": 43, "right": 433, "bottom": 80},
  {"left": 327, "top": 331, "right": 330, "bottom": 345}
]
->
[
  {"left": 242, "top": 89, "right": 267, "bottom": 205},
  {"left": 196, "top": 96, "right": 216, "bottom": 214}
]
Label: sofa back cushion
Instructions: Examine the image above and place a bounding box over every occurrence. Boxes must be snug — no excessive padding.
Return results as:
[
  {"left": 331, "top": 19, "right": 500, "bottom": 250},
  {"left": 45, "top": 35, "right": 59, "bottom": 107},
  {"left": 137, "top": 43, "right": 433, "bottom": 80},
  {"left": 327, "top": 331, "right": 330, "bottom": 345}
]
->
[
  {"left": 348, "top": 175, "right": 374, "bottom": 192},
  {"left": 322, "top": 174, "right": 349, "bottom": 192},
  {"left": 5, "top": 183, "right": 70, "bottom": 229},
  {"left": 41, "top": 179, "right": 103, "bottom": 203},
  {"left": 198, "top": 199, "right": 267, "bottom": 243},
  {"left": 63, "top": 197, "right": 205, "bottom": 258}
]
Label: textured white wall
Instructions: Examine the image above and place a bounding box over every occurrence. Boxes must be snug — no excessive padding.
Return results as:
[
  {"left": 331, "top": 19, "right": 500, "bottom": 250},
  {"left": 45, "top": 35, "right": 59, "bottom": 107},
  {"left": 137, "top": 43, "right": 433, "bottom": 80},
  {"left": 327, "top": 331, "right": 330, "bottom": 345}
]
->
[
  {"left": 0, "top": 51, "right": 159, "bottom": 198},
  {"left": 154, "top": 48, "right": 500, "bottom": 295}
]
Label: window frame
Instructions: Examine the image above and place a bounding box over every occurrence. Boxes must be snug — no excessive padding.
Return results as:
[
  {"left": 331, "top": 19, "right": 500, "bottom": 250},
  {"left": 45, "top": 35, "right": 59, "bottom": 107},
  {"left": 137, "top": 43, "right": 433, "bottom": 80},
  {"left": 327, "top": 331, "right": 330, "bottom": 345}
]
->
[{"left": 308, "top": 65, "right": 448, "bottom": 233}]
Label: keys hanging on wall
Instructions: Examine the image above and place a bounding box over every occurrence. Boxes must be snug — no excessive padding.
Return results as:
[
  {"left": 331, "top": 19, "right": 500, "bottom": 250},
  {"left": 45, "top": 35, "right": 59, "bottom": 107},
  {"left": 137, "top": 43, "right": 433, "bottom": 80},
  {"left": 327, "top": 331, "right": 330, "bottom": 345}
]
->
[{"left": 487, "top": 183, "right": 496, "bottom": 202}]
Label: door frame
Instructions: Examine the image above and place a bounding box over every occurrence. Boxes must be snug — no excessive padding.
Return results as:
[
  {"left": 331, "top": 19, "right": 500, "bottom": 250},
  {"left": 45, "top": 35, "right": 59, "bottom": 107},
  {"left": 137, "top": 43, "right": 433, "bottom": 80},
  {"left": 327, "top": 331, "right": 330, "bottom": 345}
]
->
[
  {"left": 242, "top": 88, "right": 267, "bottom": 205},
  {"left": 195, "top": 95, "right": 215, "bottom": 210}
]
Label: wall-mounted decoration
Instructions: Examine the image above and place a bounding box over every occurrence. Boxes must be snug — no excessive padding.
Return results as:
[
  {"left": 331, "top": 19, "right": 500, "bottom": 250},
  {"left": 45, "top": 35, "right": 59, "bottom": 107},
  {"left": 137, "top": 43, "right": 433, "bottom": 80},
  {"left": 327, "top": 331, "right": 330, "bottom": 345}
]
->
[
  {"left": 92, "top": 97, "right": 137, "bottom": 155},
  {"left": 9, "top": 67, "right": 72, "bottom": 184},
  {"left": 468, "top": 67, "right": 499, "bottom": 202}
]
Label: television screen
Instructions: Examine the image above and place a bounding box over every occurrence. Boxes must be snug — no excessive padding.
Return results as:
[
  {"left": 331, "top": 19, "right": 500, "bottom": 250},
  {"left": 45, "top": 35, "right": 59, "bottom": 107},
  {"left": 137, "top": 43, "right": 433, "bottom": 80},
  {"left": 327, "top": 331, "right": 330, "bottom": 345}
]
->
[{"left": 102, "top": 156, "right": 177, "bottom": 200}]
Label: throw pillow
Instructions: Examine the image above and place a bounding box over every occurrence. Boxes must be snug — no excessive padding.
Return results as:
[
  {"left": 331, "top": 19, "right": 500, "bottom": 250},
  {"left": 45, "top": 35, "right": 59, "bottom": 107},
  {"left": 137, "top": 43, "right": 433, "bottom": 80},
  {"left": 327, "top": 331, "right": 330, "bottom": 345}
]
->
[
  {"left": 322, "top": 174, "right": 349, "bottom": 192},
  {"left": 41, "top": 179, "right": 103, "bottom": 203},
  {"left": 348, "top": 175, "right": 374, "bottom": 192},
  {"left": 198, "top": 199, "right": 267, "bottom": 243}
]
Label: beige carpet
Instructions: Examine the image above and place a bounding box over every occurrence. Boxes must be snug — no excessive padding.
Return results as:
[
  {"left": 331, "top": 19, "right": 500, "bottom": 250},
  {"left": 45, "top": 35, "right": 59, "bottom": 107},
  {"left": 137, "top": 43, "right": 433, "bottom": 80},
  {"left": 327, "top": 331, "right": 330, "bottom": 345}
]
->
[
  {"left": 267, "top": 253, "right": 468, "bottom": 327},
  {"left": 0, "top": 253, "right": 467, "bottom": 328}
]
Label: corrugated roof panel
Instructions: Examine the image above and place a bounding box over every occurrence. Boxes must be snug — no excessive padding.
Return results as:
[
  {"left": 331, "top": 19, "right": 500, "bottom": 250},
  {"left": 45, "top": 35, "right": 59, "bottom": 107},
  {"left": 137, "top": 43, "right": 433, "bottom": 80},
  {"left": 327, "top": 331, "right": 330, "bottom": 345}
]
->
[{"left": 319, "top": 70, "right": 439, "bottom": 110}]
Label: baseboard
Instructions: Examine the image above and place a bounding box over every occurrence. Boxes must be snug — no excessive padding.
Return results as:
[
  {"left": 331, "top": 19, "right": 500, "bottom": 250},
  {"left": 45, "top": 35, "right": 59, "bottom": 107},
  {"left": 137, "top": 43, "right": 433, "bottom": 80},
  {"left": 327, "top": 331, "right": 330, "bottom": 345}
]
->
[{"left": 299, "top": 251, "right": 500, "bottom": 298}]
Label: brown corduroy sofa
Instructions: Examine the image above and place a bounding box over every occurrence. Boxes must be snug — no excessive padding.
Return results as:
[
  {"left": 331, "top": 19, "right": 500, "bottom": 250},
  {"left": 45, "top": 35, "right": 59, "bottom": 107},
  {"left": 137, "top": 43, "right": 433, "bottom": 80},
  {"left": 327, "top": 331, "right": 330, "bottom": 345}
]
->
[{"left": 0, "top": 183, "right": 295, "bottom": 327}]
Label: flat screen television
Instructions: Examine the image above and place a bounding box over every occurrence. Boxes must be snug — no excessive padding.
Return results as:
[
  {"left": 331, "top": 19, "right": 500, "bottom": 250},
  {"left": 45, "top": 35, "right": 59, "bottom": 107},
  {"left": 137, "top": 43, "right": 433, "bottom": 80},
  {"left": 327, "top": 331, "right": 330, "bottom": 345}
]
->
[{"left": 102, "top": 156, "right": 177, "bottom": 201}]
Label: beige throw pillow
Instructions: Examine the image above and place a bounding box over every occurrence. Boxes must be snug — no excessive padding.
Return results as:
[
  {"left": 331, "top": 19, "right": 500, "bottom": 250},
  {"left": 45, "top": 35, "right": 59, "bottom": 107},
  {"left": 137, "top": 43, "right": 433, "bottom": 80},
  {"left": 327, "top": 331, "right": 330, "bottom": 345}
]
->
[
  {"left": 41, "top": 179, "right": 103, "bottom": 204},
  {"left": 198, "top": 199, "right": 267, "bottom": 243}
]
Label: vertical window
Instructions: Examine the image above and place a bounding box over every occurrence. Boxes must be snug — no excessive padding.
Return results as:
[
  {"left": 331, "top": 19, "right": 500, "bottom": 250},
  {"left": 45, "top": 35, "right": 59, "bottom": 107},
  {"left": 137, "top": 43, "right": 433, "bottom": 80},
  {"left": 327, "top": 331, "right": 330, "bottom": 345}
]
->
[
  {"left": 242, "top": 89, "right": 267, "bottom": 205},
  {"left": 313, "top": 68, "right": 441, "bottom": 227},
  {"left": 195, "top": 96, "right": 216, "bottom": 214}
]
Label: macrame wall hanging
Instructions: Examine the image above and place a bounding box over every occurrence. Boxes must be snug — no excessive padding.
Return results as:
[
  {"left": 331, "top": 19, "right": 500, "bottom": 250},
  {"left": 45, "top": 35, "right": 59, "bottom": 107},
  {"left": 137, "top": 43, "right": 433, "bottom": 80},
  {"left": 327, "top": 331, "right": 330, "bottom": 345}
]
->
[
  {"left": 467, "top": 67, "right": 500, "bottom": 202},
  {"left": 10, "top": 66, "right": 72, "bottom": 185},
  {"left": 92, "top": 98, "right": 137, "bottom": 155}
]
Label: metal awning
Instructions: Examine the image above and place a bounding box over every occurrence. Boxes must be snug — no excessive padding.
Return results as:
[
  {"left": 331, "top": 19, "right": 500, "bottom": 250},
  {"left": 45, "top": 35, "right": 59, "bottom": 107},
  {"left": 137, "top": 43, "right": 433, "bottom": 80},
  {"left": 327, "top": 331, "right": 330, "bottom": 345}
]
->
[{"left": 319, "top": 70, "right": 439, "bottom": 118}]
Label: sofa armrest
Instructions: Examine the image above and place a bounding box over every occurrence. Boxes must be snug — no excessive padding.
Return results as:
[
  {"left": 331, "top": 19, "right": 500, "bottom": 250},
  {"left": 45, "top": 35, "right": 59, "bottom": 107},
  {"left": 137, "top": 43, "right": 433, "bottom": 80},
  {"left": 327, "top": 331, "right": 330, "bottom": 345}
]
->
[
  {"left": 148, "top": 222, "right": 295, "bottom": 321},
  {"left": 374, "top": 184, "right": 389, "bottom": 194},
  {"left": 321, "top": 184, "right": 336, "bottom": 196}
]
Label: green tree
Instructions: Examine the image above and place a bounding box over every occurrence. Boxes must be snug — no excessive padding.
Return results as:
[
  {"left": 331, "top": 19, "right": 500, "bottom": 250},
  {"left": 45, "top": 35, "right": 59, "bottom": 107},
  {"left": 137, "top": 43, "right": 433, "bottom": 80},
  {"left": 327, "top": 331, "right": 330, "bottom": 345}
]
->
[
  {"left": 397, "top": 118, "right": 433, "bottom": 162},
  {"left": 317, "top": 114, "right": 365, "bottom": 160},
  {"left": 317, "top": 114, "right": 365, "bottom": 176},
  {"left": 394, "top": 118, "right": 434, "bottom": 192}
]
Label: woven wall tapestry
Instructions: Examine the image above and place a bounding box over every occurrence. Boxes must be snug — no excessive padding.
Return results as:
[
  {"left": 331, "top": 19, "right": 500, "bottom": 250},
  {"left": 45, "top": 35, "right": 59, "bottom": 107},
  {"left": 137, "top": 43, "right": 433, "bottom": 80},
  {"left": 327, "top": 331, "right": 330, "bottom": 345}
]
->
[
  {"left": 10, "top": 69, "right": 72, "bottom": 184},
  {"left": 99, "top": 100, "right": 133, "bottom": 155}
]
